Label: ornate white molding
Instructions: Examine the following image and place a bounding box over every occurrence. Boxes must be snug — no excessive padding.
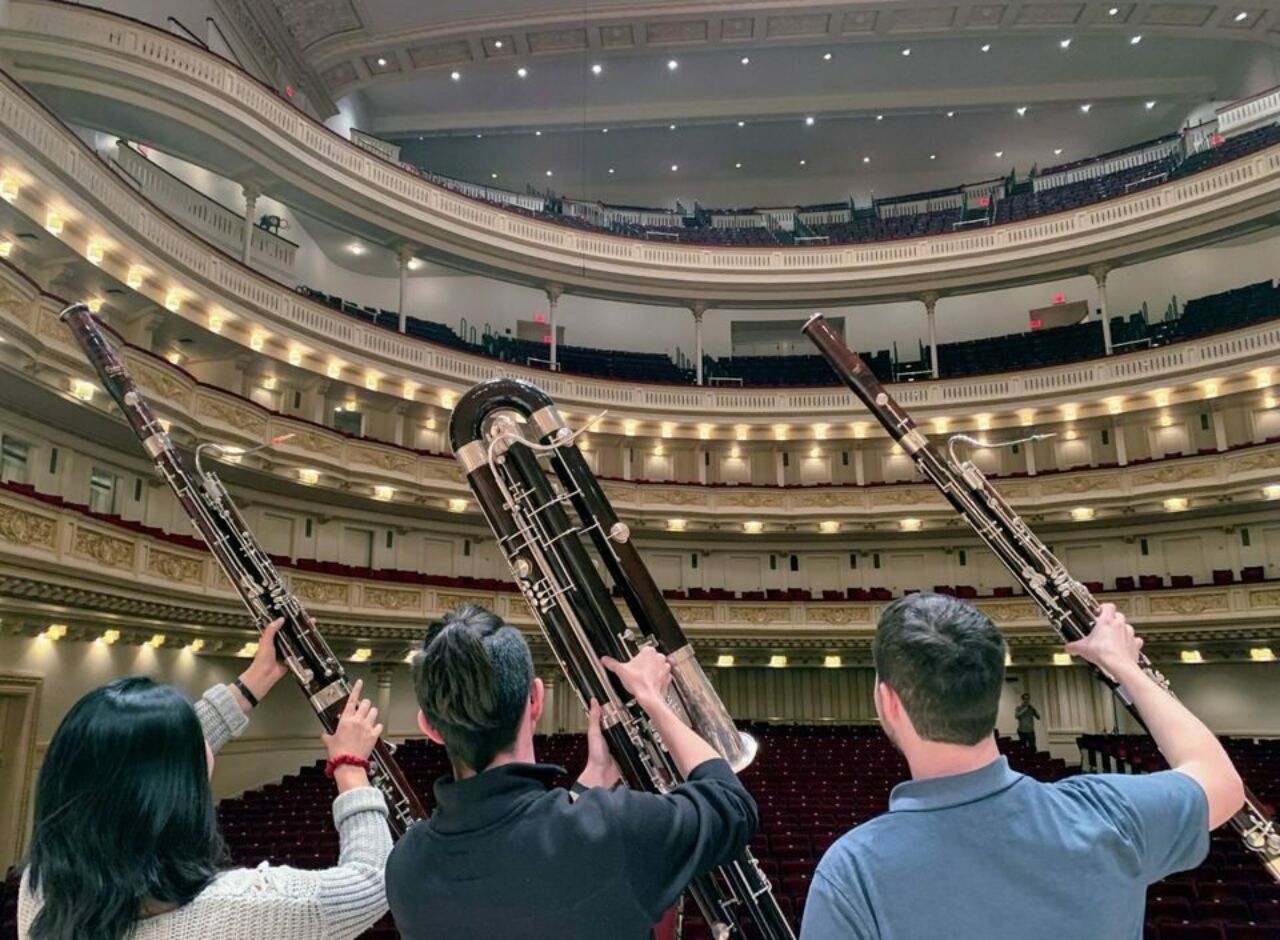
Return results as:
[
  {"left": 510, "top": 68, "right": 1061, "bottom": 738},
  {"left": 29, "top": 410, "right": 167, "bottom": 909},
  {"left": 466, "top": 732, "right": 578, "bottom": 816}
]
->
[
  {"left": 2, "top": 488, "right": 1278, "bottom": 653},
  {"left": 4, "top": 1, "right": 1280, "bottom": 307}
]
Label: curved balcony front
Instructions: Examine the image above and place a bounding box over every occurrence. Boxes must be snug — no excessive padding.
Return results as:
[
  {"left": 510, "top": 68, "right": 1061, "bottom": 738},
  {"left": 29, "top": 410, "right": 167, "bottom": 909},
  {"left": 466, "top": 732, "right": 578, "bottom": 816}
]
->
[
  {"left": 2, "top": 74, "right": 1278, "bottom": 432},
  {"left": 6, "top": 1, "right": 1280, "bottom": 306}
]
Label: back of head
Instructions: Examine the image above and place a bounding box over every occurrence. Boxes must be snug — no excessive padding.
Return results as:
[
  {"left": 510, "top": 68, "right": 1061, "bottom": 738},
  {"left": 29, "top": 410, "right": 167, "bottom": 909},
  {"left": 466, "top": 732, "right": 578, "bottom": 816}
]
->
[
  {"left": 412, "top": 604, "right": 534, "bottom": 773},
  {"left": 873, "top": 593, "right": 1007, "bottom": 745},
  {"left": 27, "top": 677, "right": 222, "bottom": 940}
]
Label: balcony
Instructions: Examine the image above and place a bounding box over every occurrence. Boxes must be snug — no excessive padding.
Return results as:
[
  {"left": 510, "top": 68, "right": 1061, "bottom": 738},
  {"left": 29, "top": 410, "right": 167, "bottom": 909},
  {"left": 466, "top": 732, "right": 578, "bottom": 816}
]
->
[{"left": 4, "top": 1, "right": 1280, "bottom": 305}]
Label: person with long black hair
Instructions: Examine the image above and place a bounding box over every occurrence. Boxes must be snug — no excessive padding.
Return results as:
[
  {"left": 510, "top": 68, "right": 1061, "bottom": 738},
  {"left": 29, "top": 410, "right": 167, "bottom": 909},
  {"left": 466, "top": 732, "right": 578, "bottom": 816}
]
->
[{"left": 18, "top": 619, "right": 393, "bottom": 940}]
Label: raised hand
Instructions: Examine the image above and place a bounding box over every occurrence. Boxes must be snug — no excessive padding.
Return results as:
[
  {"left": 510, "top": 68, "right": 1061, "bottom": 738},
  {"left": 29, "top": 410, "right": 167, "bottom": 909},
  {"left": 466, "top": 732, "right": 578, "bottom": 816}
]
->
[
  {"left": 601, "top": 646, "right": 673, "bottom": 709},
  {"left": 321, "top": 679, "right": 384, "bottom": 761},
  {"left": 1065, "top": 603, "right": 1144, "bottom": 677}
]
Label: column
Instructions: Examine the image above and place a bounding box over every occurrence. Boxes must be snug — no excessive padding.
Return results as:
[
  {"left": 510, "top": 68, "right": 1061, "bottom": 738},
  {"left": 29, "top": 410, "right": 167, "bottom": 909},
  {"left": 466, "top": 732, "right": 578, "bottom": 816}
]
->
[
  {"left": 397, "top": 246, "right": 414, "bottom": 334},
  {"left": 853, "top": 449, "right": 866, "bottom": 486},
  {"left": 240, "top": 183, "right": 259, "bottom": 265},
  {"left": 774, "top": 451, "right": 786, "bottom": 487},
  {"left": 690, "top": 300, "right": 707, "bottom": 386},
  {"left": 922, "top": 292, "right": 940, "bottom": 378},
  {"left": 374, "top": 665, "right": 393, "bottom": 718},
  {"left": 1091, "top": 263, "right": 1113, "bottom": 355},
  {"left": 622, "top": 446, "right": 632, "bottom": 481},
  {"left": 392, "top": 402, "right": 411, "bottom": 446},
  {"left": 696, "top": 446, "right": 707, "bottom": 484},
  {"left": 1024, "top": 440, "right": 1037, "bottom": 476},
  {"left": 1211, "top": 407, "right": 1228, "bottom": 452},
  {"left": 1113, "top": 419, "right": 1128, "bottom": 466},
  {"left": 545, "top": 283, "right": 563, "bottom": 370},
  {"left": 541, "top": 675, "right": 556, "bottom": 733}
]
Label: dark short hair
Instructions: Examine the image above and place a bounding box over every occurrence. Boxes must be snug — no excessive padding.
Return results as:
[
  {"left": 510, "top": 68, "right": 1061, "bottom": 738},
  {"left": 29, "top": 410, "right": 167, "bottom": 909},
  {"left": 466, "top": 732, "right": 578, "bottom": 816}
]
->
[
  {"left": 872, "top": 593, "right": 1006, "bottom": 745},
  {"left": 28, "top": 677, "right": 223, "bottom": 940},
  {"left": 412, "top": 604, "right": 534, "bottom": 772}
]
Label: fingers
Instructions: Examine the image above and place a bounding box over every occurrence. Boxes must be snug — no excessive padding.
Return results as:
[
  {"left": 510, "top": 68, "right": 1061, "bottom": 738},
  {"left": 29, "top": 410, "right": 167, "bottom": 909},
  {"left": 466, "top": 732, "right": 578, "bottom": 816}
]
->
[
  {"left": 263, "top": 617, "right": 284, "bottom": 638},
  {"left": 355, "top": 697, "right": 373, "bottom": 721},
  {"left": 371, "top": 723, "right": 384, "bottom": 739},
  {"left": 600, "top": 656, "right": 619, "bottom": 674},
  {"left": 343, "top": 678, "right": 364, "bottom": 716},
  {"left": 588, "top": 698, "right": 601, "bottom": 724}
]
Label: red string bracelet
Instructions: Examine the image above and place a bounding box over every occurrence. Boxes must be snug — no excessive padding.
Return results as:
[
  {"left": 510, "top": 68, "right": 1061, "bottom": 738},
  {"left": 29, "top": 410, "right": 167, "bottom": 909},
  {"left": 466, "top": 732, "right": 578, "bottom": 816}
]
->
[{"left": 324, "top": 754, "right": 371, "bottom": 779}]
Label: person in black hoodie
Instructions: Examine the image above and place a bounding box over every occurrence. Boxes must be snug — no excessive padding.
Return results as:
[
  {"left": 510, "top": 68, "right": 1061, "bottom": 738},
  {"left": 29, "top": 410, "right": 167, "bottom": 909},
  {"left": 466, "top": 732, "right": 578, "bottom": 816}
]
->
[{"left": 386, "top": 604, "right": 757, "bottom": 940}]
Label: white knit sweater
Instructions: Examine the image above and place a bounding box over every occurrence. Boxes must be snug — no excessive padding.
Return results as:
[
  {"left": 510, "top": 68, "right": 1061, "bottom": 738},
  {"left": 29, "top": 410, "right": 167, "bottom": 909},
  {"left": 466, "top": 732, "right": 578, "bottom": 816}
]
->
[{"left": 19, "top": 684, "right": 393, "bottom": 940}]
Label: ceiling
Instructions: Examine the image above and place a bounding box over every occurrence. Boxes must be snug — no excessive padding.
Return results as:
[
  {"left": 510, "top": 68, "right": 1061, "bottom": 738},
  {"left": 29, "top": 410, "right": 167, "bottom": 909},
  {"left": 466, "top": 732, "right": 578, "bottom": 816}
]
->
[{"left": 244, "top": 0, "right": 1280, "bottom": 205}]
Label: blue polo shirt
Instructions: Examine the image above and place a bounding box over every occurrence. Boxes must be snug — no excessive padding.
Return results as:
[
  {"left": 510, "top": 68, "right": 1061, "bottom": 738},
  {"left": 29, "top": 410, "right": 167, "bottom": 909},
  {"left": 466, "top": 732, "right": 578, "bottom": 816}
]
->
[{"left": 801, "top": 757, "right": 1208, "bottom": 940}]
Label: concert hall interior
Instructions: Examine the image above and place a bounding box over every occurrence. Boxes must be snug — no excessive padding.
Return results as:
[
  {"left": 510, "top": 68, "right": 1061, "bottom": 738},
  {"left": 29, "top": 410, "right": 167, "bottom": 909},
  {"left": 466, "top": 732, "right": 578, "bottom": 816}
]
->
[{"left": 0, "top": 1, "right": 1279, "bottom": 938}]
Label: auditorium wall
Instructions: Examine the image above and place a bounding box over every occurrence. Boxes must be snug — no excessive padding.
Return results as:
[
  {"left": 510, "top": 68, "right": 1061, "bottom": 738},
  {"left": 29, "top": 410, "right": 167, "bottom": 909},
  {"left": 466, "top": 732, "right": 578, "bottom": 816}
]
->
[{"left": 2, "top": 628, "right": 1276, "bottom": 869}]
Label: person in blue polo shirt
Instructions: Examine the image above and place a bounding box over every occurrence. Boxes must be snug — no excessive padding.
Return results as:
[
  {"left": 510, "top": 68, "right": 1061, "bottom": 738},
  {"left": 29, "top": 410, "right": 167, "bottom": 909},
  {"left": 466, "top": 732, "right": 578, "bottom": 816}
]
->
[
  {"left": 385, "top": 604, "right": 757, "bottom": 940},
  {"left": 802, "top": 593, "right": 1244, "bottom": 940}
]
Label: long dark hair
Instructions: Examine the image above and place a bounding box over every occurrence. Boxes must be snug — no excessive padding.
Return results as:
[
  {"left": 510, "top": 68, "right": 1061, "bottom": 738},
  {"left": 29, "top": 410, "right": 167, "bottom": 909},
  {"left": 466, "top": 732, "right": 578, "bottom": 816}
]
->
[
  {"left": 27, "top": 677, "right": 224, "bottom": 940},
  {"left": 412, "top": 604, "right": 534, "bottom": 773}
]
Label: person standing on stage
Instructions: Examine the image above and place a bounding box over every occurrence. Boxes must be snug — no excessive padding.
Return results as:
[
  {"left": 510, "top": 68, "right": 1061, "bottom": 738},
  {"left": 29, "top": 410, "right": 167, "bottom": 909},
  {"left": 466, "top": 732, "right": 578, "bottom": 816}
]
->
[
  {"left": 20, "top": 619, "right": 393, "bottom": 940},
  {"left": 801, "top": 593, "right": 1244, "bottom": 940},
  {"left": 385, "top": 603, "right": 758, "bottom": 940},
  {"left": 1015, "top": 693, "right": 1041, "bottom": 749}
]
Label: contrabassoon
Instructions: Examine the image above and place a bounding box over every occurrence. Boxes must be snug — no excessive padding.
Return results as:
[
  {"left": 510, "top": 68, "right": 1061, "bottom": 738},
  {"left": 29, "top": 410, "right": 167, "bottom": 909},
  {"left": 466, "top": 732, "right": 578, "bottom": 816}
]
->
[
  {"left": 802, "top": 311, "right": 1280, "bottom": 882},
  {"left": 450, "top": 377, "right": 795, "bottom": 940},
  {"left": 60, "top": 302, "right": 426, "bottom": 836}
]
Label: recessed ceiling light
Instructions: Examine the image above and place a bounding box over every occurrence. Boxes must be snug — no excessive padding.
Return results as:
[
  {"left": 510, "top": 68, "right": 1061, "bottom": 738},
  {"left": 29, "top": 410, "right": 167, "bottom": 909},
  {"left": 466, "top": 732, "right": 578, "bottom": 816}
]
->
[
  {"left": 995, "top": 150, "right": 1004, "bottom": 158},
  {"left": 901, "top": 47, "right": 912, "bottom": 56},
  {"left": 1016, "top": 106, "right": 1028, "bottom": 116},
  {"left": 980, "top": 43, "right": 991, "bottom": 52},
  {"left": 823, "top": 52, "right": 832, "bottom": 61},
  {"left": 1059, "top": 38, "right": 1072, "bottom": 49},
  {"left": 862, "top": 156, "right": 870, "bottom": 163},
  {"left": 1234, "top": 10, "right": 1248, "bottom": 21},
  {"left": 1145, "top": 100, "right": 1157, "bottom": 109},
  {"left": 1108, "top": 6, "right": 1119, "bottom": 14},
  {"left": 876, "top": 114, "right": 884, "bottom": 121},
  {"left": 516, "top": 67, "right": 527, "bottom": 78},
  {"left": 667, "top": 59, "right": 679, "bottom": 71},
  {"left": 608, "top": 167, "right": 615, "bottom": 174},
  {"left": 450, "top": 70, "right": 461, "bottom": 80},
  {"left": 799, "top": 159, "right": 807, "bottom": 165},
  {"left": 545, "top": 170, "right": 553, "bottom": 176},
  {"left": 535, "top": 130, "right": 542, "bottom": 136},
  {"left": 805, "top": 116, "right": 815, "bottom": 126},
  {"left": 946, "top": 110, "right": 955, "bottom": 118},
  {"left": 490, "top": 172, "right": 498, "bottom": 179},
  {"left": 929, "top": 153, "right": 937, "bottom": 160},
  {"left": 1080, "top": 102, "right": 1092, "bottom": 112},
  {"left": 670, "top": 164, "right": 678, "bottom": 171},
  {"left": 1054, "top": 147, "right": 1064, "bottom": 155},
  {"left": 591, "top": 63, "right": 602, "bottom": 75},
  {"left": 741, "top": 56, "right": 750, "bottom": 65},
  {"left": 1129, "top": 34, "right": 1142, "bottom": 44},
  {"left": 494, "top": 39, "right": 503, "bottom": 48},
  {"left": 475, "top": 133, "right": 483, "bottom": 138},
  {"left": 735, "top": 162, "right": 742, "bottom": 168},
  {"left": 669, "top": 123, "right": 677, "bottom": 130},
  {"left": 601, "top": 127, "right": 608, "bottom": 133},
  {"left": 347, "top": 242, "right": 366, "bottom": 255},
  {"left": 376, "top": 57, "right": 387, "bottom": 66},
  {"left": 737, "top": 120, "right": 746, "bottom": 127}
]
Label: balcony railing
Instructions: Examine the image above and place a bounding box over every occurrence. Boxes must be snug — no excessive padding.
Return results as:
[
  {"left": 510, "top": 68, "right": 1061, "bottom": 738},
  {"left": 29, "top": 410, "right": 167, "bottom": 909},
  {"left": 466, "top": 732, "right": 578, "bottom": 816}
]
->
[
  {"left": 2, "top": 485, "right": 1277, "bottom": 648},
  {"left": 5, "top": 0, "right": 1280, "bottom": 304}
]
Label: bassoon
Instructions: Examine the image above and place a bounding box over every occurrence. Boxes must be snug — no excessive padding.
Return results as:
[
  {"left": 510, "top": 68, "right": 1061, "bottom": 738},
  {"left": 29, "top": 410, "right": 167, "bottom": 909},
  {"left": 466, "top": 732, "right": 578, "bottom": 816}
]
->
[
  {"left": 450, "top": 377, "right": 795, "bottom": 940},
  {"left": 802, "top": 311, "right": 1280, "bottom": 882},
  {"left": 60, "top": 302, "right": 426, "bottom": 836}
]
